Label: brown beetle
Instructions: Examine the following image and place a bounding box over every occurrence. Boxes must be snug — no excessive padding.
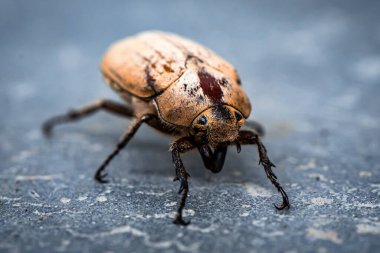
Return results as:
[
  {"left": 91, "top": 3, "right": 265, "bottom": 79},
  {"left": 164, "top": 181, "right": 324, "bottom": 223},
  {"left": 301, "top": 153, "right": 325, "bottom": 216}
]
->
[{"left": 43, "top": 31, "right": 289, "bottom": 225}]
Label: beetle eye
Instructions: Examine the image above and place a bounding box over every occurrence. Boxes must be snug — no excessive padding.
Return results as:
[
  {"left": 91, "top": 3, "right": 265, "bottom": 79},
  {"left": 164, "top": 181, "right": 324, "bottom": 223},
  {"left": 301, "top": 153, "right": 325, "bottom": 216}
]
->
[
  {"left": 192, "top": 115, "right": 208, "bottom": 135},
  {"left": 235, "top": 112, "right": 243, "bottom": 121},
  {"left": 235, "top": 112, "right": 245, "bottom": 127},
  {"left": 197, "top": 115, "right": 207, "bottom": 125}
]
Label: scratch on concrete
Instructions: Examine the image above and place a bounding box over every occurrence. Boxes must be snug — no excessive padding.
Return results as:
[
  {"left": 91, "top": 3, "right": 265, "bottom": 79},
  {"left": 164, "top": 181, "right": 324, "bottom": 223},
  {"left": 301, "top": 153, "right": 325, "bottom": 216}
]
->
[
  {"left": 239, "top": 212, "right": 250, "bottom": 217},
  {"left": 33, "top": 209, "right": 85, "bottom": 217},
  {"left": 12, "top": 202, "right": 54, "bottom": 208},
  {"left": 124, "top": 209, "right": 195, "bottom": 220},
  {"left": 165, "top": 201, "right": 177, "bottom": 207},
  {"left": 252, "top": 217, "right": 268, "bottom": 227},
  {"left": 187, "top": 224, "right": 218, "bottom": 233},
  {"left": 356, "top": 223, "right": 380, "bottom": 235},
  {"left": 65, "top": 225, "right": 200, "bottom": 252},
  {"left": 310, "top": 197, "right": 333, "bottom": 206},
  {"left": 353, "top": 201, "right": 380, "bottom": 208},
  {"left": 306, "top": 228, "right": 342, "bottom": 244},
  {"left": 312, "top": 215, "right": 334, "bottom": 227},
  {"left": 0, "top": 196, "right": 22, "bottom": 202},
  {"left": 262, "top": 231, "right": 285, "bottom": 237},
  {"left": 77, "top": 195, "right": 88, "bottom": 201},
  {"left": 15, "top": 174, "right": 62, "bottom": 181},
  {"left": 135, "top": 190, "right": 171, "bottom": 196}
]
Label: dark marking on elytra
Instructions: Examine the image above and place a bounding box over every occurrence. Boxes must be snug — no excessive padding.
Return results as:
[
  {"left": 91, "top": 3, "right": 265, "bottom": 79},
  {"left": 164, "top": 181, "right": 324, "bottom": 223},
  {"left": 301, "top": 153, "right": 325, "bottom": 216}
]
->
[
  {"left": 144, "top": 65, "right": 162, "bottom": 96},
  {"left": 163, "top": 64, "right": 174, "bottom": 72},
  {"left": 212, "top": 106, "right": 233, "bottom": 120},
  {"left": 186, "top": 85, "right": 200, "bottom": 98},
  {"left": 219, "top": 78, "right": 228, "bottom": 87},
  {"left": 198, "top": 70, "right": 224, "bottom": 103},
  {"left": 185, "top": 54, "right": 204, "bottom": 68},
  {"left": 236, "top": 77, "right": 242, "bottom": 85},
  {"left": 234, "top": 69, "right": 242, "bottom": 85},
  {"left": 144, "top": 65, "right": 156, "bottom": 88}
]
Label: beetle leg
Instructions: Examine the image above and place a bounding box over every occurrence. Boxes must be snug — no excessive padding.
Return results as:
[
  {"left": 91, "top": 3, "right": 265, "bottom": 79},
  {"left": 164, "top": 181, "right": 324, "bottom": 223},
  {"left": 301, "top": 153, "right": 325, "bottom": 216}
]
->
[
  {"left": 170, "top": 137, "right": 195, "bottom": 226},
  {"left": 198, "top": 145, "right": 227, "bottom": 173},
  {"left": 95, "top": 115, "right": 153, "bottom": 183},
  {"left": 42, "top": 99, "right": 134, "bottom": 136},
  {"left": 237, "top": 130, "right": 290, "bottom": 210}
]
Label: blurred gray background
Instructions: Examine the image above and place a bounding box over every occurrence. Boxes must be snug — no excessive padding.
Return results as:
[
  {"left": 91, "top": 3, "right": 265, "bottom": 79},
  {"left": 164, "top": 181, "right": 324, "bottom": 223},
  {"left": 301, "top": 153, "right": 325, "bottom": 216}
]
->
[{"left": 1, "top": 0, "right": 379, "bottom": 253}]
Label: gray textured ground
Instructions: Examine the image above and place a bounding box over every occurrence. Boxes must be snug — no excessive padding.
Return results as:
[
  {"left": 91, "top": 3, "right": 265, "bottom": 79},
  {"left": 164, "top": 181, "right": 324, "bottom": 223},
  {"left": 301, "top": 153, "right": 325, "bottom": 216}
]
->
[{"left": 1, "top": 1, "right": 380, "bottom": 253}]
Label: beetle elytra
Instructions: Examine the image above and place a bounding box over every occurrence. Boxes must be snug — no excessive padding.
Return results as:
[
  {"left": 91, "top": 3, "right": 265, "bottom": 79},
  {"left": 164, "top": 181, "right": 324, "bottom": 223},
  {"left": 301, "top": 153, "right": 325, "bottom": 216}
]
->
[{"left": 42, "top": 31, "right": 289, "bottom": 225}]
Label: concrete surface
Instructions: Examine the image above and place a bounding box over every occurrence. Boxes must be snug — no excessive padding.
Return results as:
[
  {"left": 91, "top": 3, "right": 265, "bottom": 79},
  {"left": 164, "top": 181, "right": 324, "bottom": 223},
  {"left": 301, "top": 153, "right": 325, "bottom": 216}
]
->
[{"left": 1, "top": 0, "right": 380, "bottom": 252}]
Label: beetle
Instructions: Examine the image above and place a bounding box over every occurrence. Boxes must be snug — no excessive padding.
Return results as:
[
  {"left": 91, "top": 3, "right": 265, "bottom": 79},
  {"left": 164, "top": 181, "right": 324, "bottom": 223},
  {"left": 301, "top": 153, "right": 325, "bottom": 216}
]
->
[{"left": 42, "top": 31, "right": 289, "bottom": 225}]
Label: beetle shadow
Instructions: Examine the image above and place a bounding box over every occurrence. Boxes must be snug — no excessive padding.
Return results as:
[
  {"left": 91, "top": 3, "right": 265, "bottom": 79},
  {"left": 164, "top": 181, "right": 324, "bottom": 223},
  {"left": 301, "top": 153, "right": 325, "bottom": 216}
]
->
[
  {"left": 127, "top": 140, "right": 270, "bottom": 187},
  {"left": 182, "top": 148, "right": 270, "bottom": 186},
  {"left": 52, "top": 123, "right": 272, "bottom": 187}
]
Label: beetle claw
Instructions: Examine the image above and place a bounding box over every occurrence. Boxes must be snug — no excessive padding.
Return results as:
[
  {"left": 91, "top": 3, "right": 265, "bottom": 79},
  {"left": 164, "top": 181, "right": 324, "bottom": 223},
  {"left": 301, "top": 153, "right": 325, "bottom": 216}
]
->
[
  {"left": 173, "top": 215, "right": 191, "bottom": 226},
  {"left": 273, "top": 200, "right": 289, "bottom": 210},
  {"left": 274, "top": 189, "right": 290, "bottom": 210},
  {"left": 236, "top": 142, "right": 241, "bottom": 154},
  {"left": 95, "top": 171, "right": 109, "bottom": 183}
]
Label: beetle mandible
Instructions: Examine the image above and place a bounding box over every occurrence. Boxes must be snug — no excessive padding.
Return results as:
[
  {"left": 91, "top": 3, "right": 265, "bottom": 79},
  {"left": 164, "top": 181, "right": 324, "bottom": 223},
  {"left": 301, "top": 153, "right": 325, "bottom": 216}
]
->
[{"left": 42, "top": 31, "right": 290, "bottom": 225}]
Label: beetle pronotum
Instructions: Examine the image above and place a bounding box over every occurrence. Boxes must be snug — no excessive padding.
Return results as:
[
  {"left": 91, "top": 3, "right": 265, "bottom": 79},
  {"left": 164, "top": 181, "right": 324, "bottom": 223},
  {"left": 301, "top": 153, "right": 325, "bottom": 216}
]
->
[{"left": 42, "top": 31, "right": 289, "bottom": 225}]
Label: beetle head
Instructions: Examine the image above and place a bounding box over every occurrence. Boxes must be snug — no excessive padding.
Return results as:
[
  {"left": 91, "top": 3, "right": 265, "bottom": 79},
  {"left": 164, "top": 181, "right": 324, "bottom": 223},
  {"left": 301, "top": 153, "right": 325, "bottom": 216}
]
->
[{"left": 190, "top": 105, "right": 245, "bottom": 147}]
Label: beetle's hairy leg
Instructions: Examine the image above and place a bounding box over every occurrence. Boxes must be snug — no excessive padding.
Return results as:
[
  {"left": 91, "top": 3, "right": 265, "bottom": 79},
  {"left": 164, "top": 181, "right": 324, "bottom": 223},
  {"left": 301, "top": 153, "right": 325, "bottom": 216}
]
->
[
  {"left": 237, "top": 130, "right": 290, "bottom": 210},
  {"left": 95, "top": 115, "right": 153, "bottom": 183},
  {"left": 198, "top": 145, "right": 228, "bottom": 173},
  {"left": 170, "top": 137, "right": 195, "bottom": 226},
  {"left": 244, "top": 120, "right": 265, "bottom": 137},
  {"left": 42, "top": 99, "right": 134, "bottom": 136}
]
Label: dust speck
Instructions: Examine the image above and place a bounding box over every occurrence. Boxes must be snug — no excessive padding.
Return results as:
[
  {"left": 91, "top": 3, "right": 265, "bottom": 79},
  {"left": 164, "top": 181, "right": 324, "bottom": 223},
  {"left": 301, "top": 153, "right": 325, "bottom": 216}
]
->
[
  {"left": 165, "top": 201, "right": 176, "bottom": 207},
  {"left": 244, "top": 183, "right": 272, "bottom": 197},
  {"left": 306, "top": 228, "right": 342, "bottom": 244},
  {"left": 60, "top": 197, "right": 71, "bottom": 204},
  {"left": 298, "top": 159, "right": 316, "bottom": 170},
  {"left": 77, "top": 196, "right": 88, "bottom": 201},
  {"left": 240, "top": 212, "right": 250, "bottom": 217},
  {"left": 96, "top": 195, "right": 107, "bottom": 202},
  {"left": 359, "top": 171, "right": 372, "bottom": 177},
  {"left": 310, "top": 197, "right": 333, "bottom": 206}
]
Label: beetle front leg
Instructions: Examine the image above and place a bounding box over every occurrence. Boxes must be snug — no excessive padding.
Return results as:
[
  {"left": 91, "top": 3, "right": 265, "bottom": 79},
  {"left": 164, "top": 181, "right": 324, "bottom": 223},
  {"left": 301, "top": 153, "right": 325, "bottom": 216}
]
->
[
  {"left": 198, "top": 145, "right": 227, "bottom": 173},
  {"left": 42, "top": 99, "right": 134, "bottom": 136},
  {"left": 170, "top": 137, "right": 195, "bottom": 225},
  {"left": 237, "top": 130, "right": 290, "bottom": 210},
  {"left": 95, "top": 115, "right": 153, "bottom": 183}
]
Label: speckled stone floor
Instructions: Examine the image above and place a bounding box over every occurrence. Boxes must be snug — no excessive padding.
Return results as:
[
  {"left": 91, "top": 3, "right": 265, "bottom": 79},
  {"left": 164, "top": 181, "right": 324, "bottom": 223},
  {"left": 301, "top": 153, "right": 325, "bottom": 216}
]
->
[{"left": 1, "top": 1, "right": 379, "bottom": 253}]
